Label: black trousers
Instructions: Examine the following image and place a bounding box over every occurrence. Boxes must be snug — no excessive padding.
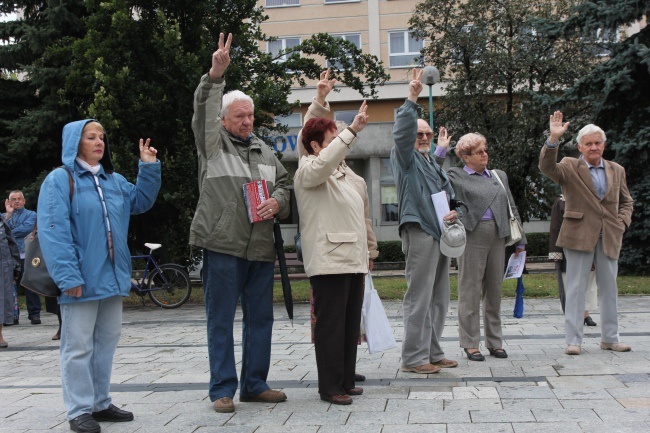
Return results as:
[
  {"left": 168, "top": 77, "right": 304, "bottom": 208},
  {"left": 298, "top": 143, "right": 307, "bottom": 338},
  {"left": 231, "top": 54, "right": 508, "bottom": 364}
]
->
[{"left": 310, "top": 273, "right": 364, "bottom": 397}]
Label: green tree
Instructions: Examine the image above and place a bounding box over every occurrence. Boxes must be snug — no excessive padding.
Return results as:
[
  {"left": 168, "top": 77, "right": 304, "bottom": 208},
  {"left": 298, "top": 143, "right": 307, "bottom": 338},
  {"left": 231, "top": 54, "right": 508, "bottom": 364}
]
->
[
  {"left": 0, "top": 1, "right": 90, "bottom": 200},
  {"left": 409, "top": 0, "right": 606, "bottom": 221},
  {"left": 557, "top": 0, "right": 650, "bottom": 274},
  {"left": 1, "top": 0, "right": 389, "bottom": 264}
]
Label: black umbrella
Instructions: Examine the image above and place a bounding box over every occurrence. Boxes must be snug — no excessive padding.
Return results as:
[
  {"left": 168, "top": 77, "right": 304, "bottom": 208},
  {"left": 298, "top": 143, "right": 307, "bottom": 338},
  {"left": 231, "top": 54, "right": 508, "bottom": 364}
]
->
[{"left": 273, "top": 221, "right": 293, "bottom": 323}]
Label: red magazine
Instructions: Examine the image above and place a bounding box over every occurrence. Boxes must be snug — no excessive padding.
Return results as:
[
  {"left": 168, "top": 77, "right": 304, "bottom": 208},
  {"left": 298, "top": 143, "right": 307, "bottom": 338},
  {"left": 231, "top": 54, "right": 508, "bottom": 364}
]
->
[{"left": 243, "top": 180, "right": 271, "bottom": 223}]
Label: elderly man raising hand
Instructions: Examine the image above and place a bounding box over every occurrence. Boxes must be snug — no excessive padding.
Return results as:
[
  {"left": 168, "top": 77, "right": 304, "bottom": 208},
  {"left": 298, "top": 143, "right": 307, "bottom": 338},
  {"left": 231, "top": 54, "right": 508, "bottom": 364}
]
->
[{"left": 539, "top": 111, "right": 633, "bottom": 356}]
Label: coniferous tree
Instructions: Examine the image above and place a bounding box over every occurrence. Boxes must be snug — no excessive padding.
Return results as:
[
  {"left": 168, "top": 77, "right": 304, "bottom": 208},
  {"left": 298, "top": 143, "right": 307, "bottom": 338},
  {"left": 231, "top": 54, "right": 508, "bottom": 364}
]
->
[{"left": 558, "top": 0, "right": 650, "bottom": 274}]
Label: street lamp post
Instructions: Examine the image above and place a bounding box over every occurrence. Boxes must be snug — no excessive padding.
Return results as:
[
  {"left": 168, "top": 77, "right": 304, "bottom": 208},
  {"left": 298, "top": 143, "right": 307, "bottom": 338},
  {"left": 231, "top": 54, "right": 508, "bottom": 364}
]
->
[{"left": 422, "top": 66, "right": 440, "bottom": 148}]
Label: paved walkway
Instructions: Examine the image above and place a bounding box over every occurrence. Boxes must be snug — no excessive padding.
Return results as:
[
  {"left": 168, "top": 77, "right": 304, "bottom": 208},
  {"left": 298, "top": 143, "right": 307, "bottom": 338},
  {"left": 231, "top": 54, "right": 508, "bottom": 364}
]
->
[{"left": 2, "top": 295, "right": 650, "bottom": 432}]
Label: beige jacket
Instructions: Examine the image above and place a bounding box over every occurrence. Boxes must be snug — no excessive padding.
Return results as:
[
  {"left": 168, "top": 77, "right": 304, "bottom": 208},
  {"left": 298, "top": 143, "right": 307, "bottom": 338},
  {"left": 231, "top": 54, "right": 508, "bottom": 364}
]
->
[
  {"left": 539, "top": 145, "right": 633, "bottom": 259},
  {"left": 294, "top": 128, "right": 369, "bottom": 277},
  {"left": 298, "top": 97, "right": 378, "bottom": 260}
]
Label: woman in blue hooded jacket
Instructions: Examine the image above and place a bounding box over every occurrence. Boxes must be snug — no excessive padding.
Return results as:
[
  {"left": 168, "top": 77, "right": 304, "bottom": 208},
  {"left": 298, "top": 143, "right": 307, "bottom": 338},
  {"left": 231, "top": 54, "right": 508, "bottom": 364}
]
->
[{"left": 38, "top": 120, "right": 161, "bottom": 433}]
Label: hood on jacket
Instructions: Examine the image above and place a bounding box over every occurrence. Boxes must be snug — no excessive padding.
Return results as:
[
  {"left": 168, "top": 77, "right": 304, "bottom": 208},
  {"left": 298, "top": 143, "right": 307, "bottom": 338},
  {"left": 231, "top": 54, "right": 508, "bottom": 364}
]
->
[{"left": 62, "top": 119, "right": 114, "bottom": 173}]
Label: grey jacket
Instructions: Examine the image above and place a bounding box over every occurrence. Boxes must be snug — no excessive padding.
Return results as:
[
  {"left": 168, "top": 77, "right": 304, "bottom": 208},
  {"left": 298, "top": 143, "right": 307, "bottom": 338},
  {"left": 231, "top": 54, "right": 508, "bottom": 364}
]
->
[
  {"left": 189, "top": 74, "right": 290, "bottom": 262},
  {"left": 446, "top": 167, "right": 526, "bottom": 244},
  {"left": 390, "top": 99, "right": 454, "bottom": 240}
]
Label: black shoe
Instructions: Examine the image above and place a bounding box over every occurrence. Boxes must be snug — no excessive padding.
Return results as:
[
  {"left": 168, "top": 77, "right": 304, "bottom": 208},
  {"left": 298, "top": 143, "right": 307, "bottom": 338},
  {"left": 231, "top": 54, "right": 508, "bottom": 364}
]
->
[
  {"left": 488, "top": 348, "right": 508, "bottom": 359},
  {"left": 31, "top": 317, "right": 41, "bottom": 325},
  {"left": 464, "top": 348, "right": 485, "bottom": 361},
  {"left": 354, "top": 373, "right": 366, "bottom": 382},
  {"left": 69, "top": 414, "right": 100, "bottom": 433},
  {"left": 92, "top": 404, "right": 134, "bottom": 422},
  {"left": 13, "top": 317, "right": 19, "bottom": 325},
  {"left": 584, "top": 316, "right": 597, "bottom": 326}
]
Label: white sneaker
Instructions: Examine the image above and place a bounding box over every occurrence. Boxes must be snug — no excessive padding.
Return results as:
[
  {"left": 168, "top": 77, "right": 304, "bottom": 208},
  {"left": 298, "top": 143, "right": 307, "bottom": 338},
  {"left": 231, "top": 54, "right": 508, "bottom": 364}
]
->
[
  {"left": 600, "top": 342, "right": 631, "bottom": 352},
  {"left": 565, "top": 345, "right": 581, "bottom": 355}
]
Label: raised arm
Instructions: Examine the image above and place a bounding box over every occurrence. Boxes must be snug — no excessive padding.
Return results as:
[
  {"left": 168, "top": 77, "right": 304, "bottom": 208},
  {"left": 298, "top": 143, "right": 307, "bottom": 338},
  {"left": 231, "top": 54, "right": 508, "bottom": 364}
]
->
[{"left": 392, "top": 69, "right": 424, "bottom": 169}]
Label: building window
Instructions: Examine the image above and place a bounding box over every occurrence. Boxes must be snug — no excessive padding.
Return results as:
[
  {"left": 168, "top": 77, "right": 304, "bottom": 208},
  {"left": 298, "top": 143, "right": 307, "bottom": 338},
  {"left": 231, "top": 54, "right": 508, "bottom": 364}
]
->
[
  {"left": 268, "top": 37, "right": 301, "bottom": 62},
  {"left": 380, "top": 158, "right": 398, "bottom": 223},
  {"left": 266, "top": 0, "right": 300, "bottom": 7},
  {"left": 327, "top": 33, "right": 361, "bottom": 69},
  {"left": 389, "top": 31, "right": 424, "bottom": 68},
  {"left": 334, "top": 110, "right": 358, "bottom": 126},
  {"left": 275, "top": 112, "right": 302, "bottom": 128}
]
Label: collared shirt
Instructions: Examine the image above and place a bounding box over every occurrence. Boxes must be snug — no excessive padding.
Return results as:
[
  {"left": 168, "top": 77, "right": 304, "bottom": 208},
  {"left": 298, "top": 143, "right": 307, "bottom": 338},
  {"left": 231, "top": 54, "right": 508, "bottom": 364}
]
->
[
  {"left": 463, "top": 165, "right": 495, "bottom": 220},
  {"left": 583, "top": 157, "right": 607, "bottom": 199}
]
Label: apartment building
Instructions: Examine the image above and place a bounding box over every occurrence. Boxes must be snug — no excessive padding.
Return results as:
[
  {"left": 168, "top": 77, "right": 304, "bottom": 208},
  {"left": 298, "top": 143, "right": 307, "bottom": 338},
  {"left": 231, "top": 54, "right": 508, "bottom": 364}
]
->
[{"left": 259, "top": 0, "right": 442, "bottom": 241}]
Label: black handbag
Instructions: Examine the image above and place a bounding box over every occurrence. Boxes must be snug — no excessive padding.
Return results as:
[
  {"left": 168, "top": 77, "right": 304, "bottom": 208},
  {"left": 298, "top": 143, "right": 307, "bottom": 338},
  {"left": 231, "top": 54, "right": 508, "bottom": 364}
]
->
[
  {"left": 19, "top": 166, "right": 73, "bottom": 297},
  {"left": 20, "top": 228, "right": 61, "bottom": 297}
]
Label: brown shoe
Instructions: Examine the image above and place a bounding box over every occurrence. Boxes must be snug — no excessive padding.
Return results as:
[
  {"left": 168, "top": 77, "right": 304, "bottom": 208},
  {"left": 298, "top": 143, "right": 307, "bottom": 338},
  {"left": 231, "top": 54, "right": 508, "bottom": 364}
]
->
[
  {"left": 213, "top": 397, "right": 234, "bottom": 413},
  {"left": 401, "top": 363, "right": 441, "bottom": 374},
  {"left": 239, "top": 389, "right": 287, "bottom": 403},
  {"left": 600, "top": 342, "right": 631, "bottom": 352},
  {"left": 432, "top": 358, "right": 458, "bottom": 368},
  {"left": 345, "top": 387, "right": 363, "bottom": 396},
  {"left": 320, "top": 394, "right": 352, "bottom": 405}
]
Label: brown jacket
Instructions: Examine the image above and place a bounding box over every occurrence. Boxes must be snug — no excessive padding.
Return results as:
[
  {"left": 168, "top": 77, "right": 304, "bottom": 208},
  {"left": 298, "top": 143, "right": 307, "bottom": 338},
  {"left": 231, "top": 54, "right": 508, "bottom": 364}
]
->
[{"left": 539, "top": 145, "right": 633, "bottom": 259}]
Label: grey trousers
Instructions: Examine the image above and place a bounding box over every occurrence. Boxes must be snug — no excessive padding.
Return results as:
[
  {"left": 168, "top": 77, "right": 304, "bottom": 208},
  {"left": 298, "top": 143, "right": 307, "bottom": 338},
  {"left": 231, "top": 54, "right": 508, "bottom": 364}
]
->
[
  {"left": 457, "top": 220, "right": 505, "bottom": 349},
  {"left": 401, "top": 223, "right": 450, "bottom": 367},
  {"left": 564, "top": 238, "right": 619, "bottom": 346}
]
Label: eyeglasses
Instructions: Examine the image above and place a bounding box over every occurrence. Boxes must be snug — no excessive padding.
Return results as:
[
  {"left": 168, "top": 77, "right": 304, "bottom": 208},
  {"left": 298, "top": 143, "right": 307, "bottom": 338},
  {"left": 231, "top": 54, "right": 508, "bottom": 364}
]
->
[
  {"left": 417, "top": 132, "right": 434, "bottom": 139},
  {"left": 470, "top": 149, "right": 488, "bottom": 156}
]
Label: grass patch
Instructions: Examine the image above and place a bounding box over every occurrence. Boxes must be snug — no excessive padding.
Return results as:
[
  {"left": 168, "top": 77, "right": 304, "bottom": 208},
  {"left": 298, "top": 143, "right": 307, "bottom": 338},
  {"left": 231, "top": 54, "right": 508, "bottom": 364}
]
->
[{"left": 120, "top": 274, "right": 650, "bottom": 307}]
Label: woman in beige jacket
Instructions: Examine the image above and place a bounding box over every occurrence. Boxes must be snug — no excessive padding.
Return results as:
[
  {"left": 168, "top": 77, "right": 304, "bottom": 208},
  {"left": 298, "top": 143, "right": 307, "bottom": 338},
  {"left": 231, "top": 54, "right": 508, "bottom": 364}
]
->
[{"left": 294, "top": 91, "right": 370, "bottom": 405}]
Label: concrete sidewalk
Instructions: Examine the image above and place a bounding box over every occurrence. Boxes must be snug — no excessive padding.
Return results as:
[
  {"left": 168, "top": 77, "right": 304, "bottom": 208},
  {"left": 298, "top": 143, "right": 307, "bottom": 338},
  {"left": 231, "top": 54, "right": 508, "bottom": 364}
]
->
[{"left": 2, "top": 295, "right": 650, "bottom": 432}]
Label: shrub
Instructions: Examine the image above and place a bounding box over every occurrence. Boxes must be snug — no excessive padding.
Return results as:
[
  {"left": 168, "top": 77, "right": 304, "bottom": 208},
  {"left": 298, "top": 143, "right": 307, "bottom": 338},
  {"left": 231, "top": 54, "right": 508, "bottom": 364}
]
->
[
  {"left": 376, "top": 240, "right": 405, "bottom": 262},
  {"left": 525, "top": 232, "right": 550, "bottom": 257}
]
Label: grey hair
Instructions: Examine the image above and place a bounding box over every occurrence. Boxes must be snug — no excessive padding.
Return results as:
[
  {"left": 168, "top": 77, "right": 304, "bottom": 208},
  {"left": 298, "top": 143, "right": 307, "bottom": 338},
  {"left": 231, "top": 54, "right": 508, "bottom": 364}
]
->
[
  {"left": 454, "top": 132, "right": 486, "bottom": 158},
  {"left": 576, "top": 124, "right": 606, "bottom": 146},
  {"left": 8, "top": 190, "right": 24, "bottom": 199},
  {"left": 221, "top": 90, "right": 254, "bottom": 118}
]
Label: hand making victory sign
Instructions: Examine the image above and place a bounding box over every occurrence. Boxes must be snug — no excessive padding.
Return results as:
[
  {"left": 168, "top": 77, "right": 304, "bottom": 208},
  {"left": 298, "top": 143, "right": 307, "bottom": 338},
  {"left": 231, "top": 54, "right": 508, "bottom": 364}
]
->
[{"left": 209, "top": 32, "right": 233, "bottom": 80}]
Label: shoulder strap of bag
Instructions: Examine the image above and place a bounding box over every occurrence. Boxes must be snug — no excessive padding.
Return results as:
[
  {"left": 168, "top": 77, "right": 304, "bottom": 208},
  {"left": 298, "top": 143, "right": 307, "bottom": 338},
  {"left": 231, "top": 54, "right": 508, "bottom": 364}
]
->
[
  {"left": 60, "top": 166, "right": 74, "bottom": 201},
  {"left": 491, "top": 170, "right": 515, "bottom": 219}
]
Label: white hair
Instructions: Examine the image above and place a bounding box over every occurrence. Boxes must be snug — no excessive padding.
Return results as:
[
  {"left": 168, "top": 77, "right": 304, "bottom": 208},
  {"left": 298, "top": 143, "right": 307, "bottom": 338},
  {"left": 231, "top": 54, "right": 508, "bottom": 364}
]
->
[
  {"left": 335, "top": 120, "right": 348, "bottom": 133},
  {"left": 221, "top": 90, "right": 254, "bottom": 118},
  {"left": 576, "top": 124, "right": 606, "bottom": 146}
]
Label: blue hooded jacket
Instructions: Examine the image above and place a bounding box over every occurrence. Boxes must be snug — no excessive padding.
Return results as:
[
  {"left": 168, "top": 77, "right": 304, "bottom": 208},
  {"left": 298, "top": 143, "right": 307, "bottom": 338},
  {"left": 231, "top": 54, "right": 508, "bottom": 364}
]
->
[{"left": 37, "top": 119, "right": 161, "bottom": 304}]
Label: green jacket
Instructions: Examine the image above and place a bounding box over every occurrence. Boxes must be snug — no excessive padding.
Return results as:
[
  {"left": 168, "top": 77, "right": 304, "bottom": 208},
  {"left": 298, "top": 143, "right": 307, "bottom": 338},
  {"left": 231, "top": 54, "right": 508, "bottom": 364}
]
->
[{"left": 189, "top": 74, "right": 290, "bottom": 262}]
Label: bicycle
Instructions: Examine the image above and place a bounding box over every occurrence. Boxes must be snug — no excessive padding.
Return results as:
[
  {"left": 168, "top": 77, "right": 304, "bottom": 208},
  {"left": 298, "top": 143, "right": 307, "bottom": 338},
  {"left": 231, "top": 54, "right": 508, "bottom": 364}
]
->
[{"left": 130, "top": 243, "right": 192, "bottom": 308}]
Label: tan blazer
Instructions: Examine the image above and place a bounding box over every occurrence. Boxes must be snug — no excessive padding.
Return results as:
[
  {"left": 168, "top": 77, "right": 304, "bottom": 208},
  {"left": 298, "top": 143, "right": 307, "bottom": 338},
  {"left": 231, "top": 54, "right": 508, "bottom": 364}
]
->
[{"left": 539, "top": 145, "right": 633, "bottom": 259}]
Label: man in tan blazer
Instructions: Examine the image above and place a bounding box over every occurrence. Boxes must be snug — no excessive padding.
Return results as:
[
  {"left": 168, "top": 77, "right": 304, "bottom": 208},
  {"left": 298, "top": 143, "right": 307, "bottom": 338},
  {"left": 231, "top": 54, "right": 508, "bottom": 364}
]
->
[{"left": 539, "top": 111, "right": 634, "bottom": 355}]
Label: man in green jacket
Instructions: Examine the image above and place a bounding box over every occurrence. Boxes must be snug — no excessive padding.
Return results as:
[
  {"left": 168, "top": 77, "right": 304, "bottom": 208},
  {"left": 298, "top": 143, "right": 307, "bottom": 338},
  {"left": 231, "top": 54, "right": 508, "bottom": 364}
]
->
[{"left": 190, "top": 33, "right": 290, "bottom": 414}]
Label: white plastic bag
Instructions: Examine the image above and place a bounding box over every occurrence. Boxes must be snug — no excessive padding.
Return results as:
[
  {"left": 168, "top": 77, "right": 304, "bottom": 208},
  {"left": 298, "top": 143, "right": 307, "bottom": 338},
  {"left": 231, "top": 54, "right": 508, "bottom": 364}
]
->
[{"left": 362, "top": 273, "right": 397, "bottom": 354}]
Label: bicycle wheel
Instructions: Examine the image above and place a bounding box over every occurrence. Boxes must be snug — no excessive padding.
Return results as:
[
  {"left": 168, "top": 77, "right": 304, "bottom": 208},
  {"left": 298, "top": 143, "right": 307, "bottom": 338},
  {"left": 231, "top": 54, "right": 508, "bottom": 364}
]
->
[{"left": 147, "top": 264, "right": 192, "bottom": 308}]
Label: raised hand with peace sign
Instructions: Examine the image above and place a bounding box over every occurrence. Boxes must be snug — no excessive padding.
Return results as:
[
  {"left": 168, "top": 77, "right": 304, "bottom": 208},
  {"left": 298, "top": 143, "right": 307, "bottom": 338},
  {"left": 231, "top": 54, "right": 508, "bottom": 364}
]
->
[
  {"left": 209, "top": 33, "right": 233, "bottom": 80},
  {"left": 315, "top": 68, "right": 337, "bottom": 106},
  {"left": 408, "top": 68, "right": 424, "bottom": 103}
]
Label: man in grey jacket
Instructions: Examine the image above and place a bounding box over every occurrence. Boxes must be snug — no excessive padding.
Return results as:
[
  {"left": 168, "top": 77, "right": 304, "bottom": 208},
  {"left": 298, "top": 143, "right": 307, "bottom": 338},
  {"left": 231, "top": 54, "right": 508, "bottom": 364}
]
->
[
  {"left": 391, "top": 69, "right": 459, "bottom": 374},
  {"left": 190, "top": 33, "right": 290, "bottom": 414}
]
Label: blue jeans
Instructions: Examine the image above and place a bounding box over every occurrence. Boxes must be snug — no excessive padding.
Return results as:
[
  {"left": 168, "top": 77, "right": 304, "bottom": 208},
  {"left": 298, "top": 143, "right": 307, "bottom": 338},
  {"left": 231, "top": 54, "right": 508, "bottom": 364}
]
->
[
  {"left": 60, "top": 296, "right": 123, "bottom": 420},
  {"left": 203, "top": 249, "right": 274, "bottom": 401}
]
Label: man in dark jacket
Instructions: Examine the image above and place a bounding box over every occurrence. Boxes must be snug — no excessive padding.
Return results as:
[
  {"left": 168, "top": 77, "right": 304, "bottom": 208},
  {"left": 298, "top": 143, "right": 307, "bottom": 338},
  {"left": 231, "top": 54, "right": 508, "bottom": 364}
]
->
[{"left": 391, "top": 69, "right": 459, "bottom": 374}]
